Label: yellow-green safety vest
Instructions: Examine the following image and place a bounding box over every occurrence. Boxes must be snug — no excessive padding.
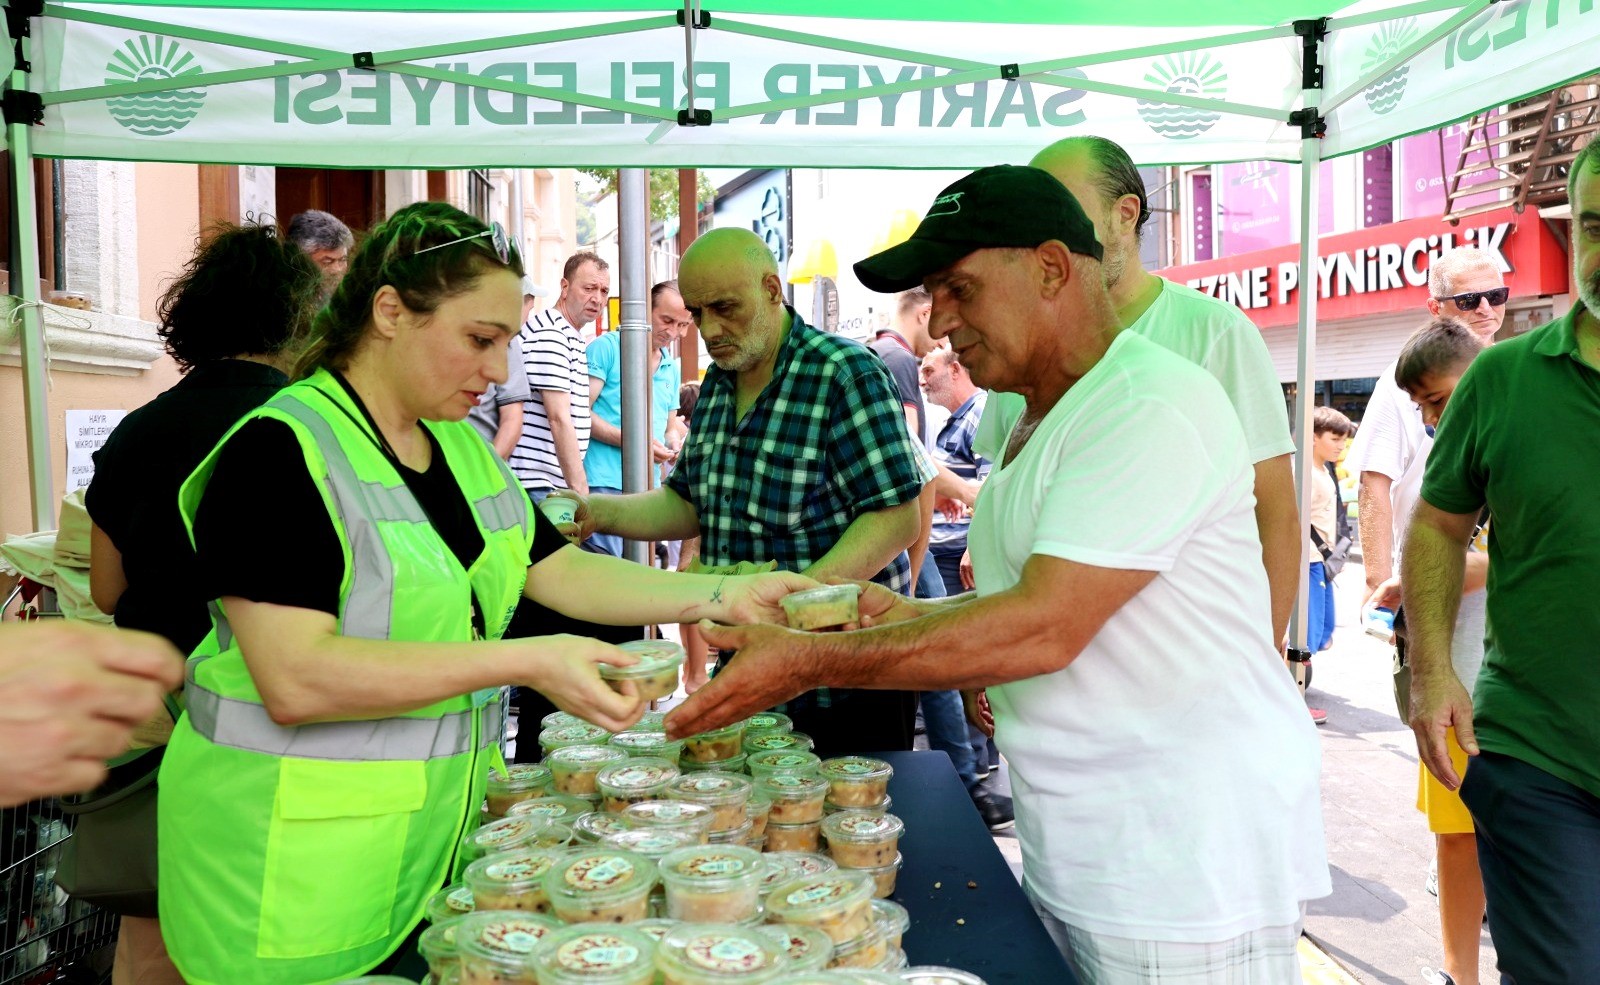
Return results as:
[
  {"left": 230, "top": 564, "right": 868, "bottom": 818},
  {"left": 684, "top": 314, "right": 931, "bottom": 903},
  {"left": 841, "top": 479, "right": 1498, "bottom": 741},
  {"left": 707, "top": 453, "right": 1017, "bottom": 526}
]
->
[{"left": 159, "top": 368, "right": 534, "bottom": 985}]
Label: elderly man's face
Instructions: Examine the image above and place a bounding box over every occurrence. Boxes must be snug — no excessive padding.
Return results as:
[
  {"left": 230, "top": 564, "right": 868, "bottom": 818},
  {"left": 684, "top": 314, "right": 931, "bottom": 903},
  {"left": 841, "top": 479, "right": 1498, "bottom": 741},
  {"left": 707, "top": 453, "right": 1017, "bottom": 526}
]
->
[
  {"left": 309, "top": 246, "right": 349, "bottom": 292},
  {"left": 1429, "top": 263, "right": 1507, "bottom": 343},
  {"left": 1575, "top": 166, "right": 1600, "bottom": 315},
  {"left": 650, "top": 289, "right": 695, "bottom": 350},
  {"left": 680, "top": 265, "right": 784, "bottom": 374},
  {"left": 925, "top": 248, "right": 1045, "bottom": 392}
]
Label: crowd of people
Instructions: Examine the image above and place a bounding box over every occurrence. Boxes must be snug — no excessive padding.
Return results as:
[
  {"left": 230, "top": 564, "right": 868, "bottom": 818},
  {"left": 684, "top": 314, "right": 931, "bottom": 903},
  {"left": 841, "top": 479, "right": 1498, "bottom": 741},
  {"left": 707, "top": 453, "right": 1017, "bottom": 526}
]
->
[{"left": 0, "top": 134, "right": 1595, "bottom": 985}]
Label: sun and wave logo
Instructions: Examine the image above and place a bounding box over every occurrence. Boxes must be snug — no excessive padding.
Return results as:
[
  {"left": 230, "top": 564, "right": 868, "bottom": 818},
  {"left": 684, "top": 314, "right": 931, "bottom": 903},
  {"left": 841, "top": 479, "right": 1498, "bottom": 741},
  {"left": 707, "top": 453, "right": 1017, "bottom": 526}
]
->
[
  {"left": 1136, "top": 52, "right": 1227, "bottom": 140},
  {"left": 1360, "top": 18, "right": 1419, "bottom": 116},
  {"left": 104, "top": 35, "right": 206, "bottom": 136}
]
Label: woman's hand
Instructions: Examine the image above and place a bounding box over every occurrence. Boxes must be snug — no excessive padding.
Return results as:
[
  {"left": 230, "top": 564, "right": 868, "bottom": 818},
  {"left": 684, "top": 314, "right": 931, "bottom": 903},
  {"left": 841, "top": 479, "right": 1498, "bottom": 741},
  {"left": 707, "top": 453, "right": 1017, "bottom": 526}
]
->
[
  {"left": 545, "top": 491, "right": 595, "bottom": 541},
  {"left": 694, "top": 570, "right": 820, "bottom": 627},
  {"left": 509, "top": 634, "right": 647, "bottom": 733}
]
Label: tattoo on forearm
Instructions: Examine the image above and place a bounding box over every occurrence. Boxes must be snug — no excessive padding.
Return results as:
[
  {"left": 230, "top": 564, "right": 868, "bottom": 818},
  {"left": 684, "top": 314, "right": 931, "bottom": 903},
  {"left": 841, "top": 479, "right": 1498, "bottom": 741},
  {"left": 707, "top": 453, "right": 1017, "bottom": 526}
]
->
[{"left": 710, "top": 577, "right": 725, "bottom": 604}]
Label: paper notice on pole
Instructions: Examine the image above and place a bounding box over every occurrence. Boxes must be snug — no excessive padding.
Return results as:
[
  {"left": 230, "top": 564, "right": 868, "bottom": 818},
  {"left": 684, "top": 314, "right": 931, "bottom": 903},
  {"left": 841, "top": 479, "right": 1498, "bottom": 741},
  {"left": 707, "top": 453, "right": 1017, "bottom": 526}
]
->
[{"left": 65, "top": 409, "right": 128, "bottom": 491}]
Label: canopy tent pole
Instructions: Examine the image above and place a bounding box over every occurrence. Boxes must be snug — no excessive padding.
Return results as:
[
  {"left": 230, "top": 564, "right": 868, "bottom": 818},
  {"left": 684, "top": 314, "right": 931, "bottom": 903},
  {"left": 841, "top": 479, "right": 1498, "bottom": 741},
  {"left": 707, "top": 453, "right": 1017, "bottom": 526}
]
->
[
  {"left": 6, "top": 15, "right": 54, "bottom": 531},
  {"left": 1286, "top": 18, "right": 1327, "bottom": 680},
  {"left": 618, "top": 167, "right": 652, "bottom": 567}
]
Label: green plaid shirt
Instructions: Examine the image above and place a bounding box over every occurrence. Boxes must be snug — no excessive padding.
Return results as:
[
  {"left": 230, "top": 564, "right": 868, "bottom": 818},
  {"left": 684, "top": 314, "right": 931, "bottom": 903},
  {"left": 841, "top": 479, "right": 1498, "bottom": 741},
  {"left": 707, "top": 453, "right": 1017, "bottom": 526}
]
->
[{"left": 668, "top": 308, "right": 926, "bottom": 594}]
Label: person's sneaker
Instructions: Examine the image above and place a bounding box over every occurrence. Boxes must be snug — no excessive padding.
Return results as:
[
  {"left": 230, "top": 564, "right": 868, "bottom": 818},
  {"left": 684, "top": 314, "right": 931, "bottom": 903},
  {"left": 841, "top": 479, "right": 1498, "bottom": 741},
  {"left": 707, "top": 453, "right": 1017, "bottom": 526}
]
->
[
  {"left": 972, "top": 762, "right": 992, "bottom": 782},
  {"left": 1420, "top": 966, "right": 1457, "bottom": 985},
  {"left": 1308, "top": 707, "right": 1329, "bottom": 726},
  {"left": 1426, "top": 855, "right": 1439, "bottom": 897},
  {"left": 973, "top": 791, "right": 1015, "bottom": 831}
]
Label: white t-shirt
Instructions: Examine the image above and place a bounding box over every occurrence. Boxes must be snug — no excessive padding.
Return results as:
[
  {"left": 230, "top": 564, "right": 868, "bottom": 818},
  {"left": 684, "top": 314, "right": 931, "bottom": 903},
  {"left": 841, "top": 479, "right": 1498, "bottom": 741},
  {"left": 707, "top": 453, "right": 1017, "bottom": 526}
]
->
[
  {"left": 1342, "top": 361, "right": 1431, "bottom": 557},
  {"left": 970, "top": 331, "right": 1329, "bottom": 942},
  {"left": 975, "top": 277, "right": 1294, "bottom": 465}
]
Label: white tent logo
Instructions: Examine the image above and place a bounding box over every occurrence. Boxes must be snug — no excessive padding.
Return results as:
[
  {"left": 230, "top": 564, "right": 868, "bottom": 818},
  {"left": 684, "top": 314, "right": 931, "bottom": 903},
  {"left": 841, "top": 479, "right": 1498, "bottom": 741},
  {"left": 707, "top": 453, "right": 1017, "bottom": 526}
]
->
[
  {"left": 104, "top": 36, "right": 206, "bottom": 137},
  {"left": 1137, "top": 53, "right": 1227, "bottom": 140},
  {"left": 1360, "top": 19, "right": 1419, "bottom": 116}
]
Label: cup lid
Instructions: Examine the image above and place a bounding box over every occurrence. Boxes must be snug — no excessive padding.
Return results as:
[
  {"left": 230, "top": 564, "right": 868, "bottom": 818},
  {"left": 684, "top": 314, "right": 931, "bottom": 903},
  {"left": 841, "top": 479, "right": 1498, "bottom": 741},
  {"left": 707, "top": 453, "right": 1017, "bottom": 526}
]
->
[
  {"left": 597, "top": 757, "right": 680, "bottom": 791},
  {"left": 623, "top": 799, "right": 715, "bottom": 829},
  {"left": 534, "top": 924, "right": 656, "bottom": 979},
  {"left": 610, "top": 729, "right": 685, "bottom": 752},
  {"left": 572, "top": 811, "right": 636, "bottom": 843},
  {"left": 669, "top": 773, "right": 754, "bottom": 804},
  {"left": 743, "top": 731, "right": 815, "bottom": 754},
  {"left": 506, "top": 794, "right": 593, "bottom": 822},
  {"left": 544, "top": 849, "right": 657, "bottom": 900},
  {"left": 763, "top": 870, "right": 873, "bottom": 918},
  {"left": 457, "top": 910, "right": 563, "bottom": 963},
  {"left": 540, "top": 723, "right": 612, "bottom": 748},
  {"left": 598, "top": 827, "right": 699, "bottom": 859},
  {"left": 549, "top": 744, "right": 629, "bottom": 769},
  {"left": 465, "top": 848, "right": 565, "bottom": 888},
  {"left": 746, "top": 750, "right": 822, "bottom": 776},
  {"left": 658, "top": 845, "right": 766, "bottom": 885},
  {"left": 756, "top": 921, "right": 835, "bottom": 969},
  {"left": 743, "top": 711, "right": 794, "bottom": 735},
  {"left": 755, "top": 774, "right": 829, "bottom": 800},
  {"left": 487, "top": 762, "right": 552, "bottom": 790},
  {"left": 821, "top": 811, "right": 903, "bottom": 844},
  {"left": 657, "top": 923, "right": 789, "bottom": 977},
  {"left": 818, "top": 756, "right": 893, "bottom": 782}
]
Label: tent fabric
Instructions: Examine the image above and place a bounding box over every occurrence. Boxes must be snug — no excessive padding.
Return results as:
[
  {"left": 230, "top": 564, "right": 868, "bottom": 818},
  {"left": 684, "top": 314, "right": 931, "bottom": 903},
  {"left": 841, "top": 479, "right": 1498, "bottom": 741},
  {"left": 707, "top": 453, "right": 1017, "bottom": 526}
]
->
[{"left": 27, "top": 0, "right": 1600, "bottom": 169}]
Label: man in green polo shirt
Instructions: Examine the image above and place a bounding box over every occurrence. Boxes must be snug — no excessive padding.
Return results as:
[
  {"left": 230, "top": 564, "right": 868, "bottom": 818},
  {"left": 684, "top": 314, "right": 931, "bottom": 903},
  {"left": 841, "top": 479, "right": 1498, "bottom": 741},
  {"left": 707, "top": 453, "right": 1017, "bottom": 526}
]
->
[{"left": 1403, "top": 138, "right": 1600, "bottom": 984}]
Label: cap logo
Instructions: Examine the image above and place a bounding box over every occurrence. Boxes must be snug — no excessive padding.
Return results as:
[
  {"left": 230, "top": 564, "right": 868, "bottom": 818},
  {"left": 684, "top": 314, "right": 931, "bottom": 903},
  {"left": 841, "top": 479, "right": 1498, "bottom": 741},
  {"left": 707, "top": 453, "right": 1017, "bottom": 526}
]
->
[{"left": 928, "top": 192, "right": 964, "bottom": 218}]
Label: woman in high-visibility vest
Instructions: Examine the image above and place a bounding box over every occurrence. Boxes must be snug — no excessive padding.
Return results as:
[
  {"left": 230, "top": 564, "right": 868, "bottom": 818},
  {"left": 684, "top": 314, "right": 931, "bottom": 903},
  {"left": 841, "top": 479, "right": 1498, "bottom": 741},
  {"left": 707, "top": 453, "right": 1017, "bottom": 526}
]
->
[{"left": 157, "top": 202, "right": 814, "bottom": 985}]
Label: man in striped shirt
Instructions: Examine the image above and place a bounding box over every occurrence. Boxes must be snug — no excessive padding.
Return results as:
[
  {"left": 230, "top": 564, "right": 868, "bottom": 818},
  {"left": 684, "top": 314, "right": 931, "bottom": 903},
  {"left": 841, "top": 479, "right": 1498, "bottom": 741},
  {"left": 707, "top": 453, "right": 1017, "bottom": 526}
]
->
[{"left": 512, "top": 251, "right": 609, "bottom": 500}]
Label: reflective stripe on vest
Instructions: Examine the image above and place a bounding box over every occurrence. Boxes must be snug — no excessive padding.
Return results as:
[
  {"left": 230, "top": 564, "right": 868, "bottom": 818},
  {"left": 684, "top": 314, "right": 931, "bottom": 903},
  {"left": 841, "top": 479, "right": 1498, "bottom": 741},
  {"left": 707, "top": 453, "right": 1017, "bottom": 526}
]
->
[
  {"left": 273, "top": 395, "right": 432, "bottom": 640},
  {"left": 475, "top": 485, "right": 529, "bottom": 535},
  {"left": 184, "top": 676, "right": 500, "bottom": 761}
]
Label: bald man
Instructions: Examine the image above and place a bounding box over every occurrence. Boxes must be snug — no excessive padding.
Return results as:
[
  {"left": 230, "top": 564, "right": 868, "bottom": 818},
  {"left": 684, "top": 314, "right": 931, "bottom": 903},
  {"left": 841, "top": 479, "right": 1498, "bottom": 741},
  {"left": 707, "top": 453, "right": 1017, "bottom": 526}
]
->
[
  {"left": 975, "top": 137, "right": 1302, "bottom": 660},
  {"left": 576, "top": 229, "right": 932, "bottom": 756}
]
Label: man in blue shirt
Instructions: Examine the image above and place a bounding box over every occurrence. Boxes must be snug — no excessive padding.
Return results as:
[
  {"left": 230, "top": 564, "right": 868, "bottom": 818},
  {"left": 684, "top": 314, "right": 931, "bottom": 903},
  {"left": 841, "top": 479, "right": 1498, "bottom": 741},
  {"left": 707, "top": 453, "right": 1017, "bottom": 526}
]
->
[{"left": 583, "top": 281, "right": 693, "bottom": 556}]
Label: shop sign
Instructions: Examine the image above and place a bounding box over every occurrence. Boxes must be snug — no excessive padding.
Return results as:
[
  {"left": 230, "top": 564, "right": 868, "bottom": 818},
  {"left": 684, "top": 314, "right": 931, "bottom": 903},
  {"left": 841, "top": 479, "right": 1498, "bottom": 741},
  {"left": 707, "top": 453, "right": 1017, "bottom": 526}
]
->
[{"left": 1159, "top": 207, "right": 1568, "bottom": 330}]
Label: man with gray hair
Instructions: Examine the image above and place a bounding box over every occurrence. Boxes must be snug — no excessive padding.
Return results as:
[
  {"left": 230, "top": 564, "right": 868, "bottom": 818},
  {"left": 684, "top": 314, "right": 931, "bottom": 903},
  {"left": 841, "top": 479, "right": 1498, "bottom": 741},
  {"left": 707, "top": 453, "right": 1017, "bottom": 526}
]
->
[{"left": 285, "top": 209, "right": 353, "bottom": 300}]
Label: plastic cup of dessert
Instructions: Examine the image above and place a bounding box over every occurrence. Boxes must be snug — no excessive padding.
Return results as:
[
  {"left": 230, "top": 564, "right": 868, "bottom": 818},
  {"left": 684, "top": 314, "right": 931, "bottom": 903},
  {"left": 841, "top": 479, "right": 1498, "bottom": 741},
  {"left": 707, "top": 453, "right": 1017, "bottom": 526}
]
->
[
  {"left": 745, "top": 793, "right": 772, "bottom": 839},
  {"left": 538, "top": 496, "right": 579, "bottom": 526},
  {"left": 705, "top": 818, "right": 755, "bottom": 848},
  {"left": 680, "top": 722, "right": 747, "bottom": 764},
  {"left": 756, "top": 853, "right": 835, "bottom": 902},
  {"left": 820, "top": 812, "right": 902, "bottom": 870},
  {"left": 762, "top": 870, "right": 875, "bottom": 944},
  {"left": 532, "top": 821, "right": 576, "bottom": 850},
  {"left": 539, "top": 723, "right": 613, "bottom": 760},
  {"left": 596, "top": 757, "right": 682, "bottom": 813},
  {"left": 610, "top": 729, "right": 687, "bottom": 766},
  {"left": 600, "top": 640, "right": 685, "bottom": 703},
  {"left": 506, "top": 793, "right": 594, "bottom": 827},
  {"left": 456, "top": 910, "right": 564, "bottom": 985},
  {"left": 746, "top": 750, "right": 822, "bottom": 782},
  {"left": 778, "top": 584, "right": 862, "bottom": 631},
  {"left": 756, "top": 922, "right": 834, "bottom": 974},
  {"left": 658, "top": 845, "right": 767, "bottom": 923},
  {"left": 870, "top": 899, "right": 909, "bottom": 951},
  {"left": 742, "top": 731, "right": 815, "bottom": 756},
  {"left": 419, "top": 914, "right": 468, "bottom": 979},
  {"left": 742, "top": 711, "right": 794, "bottom": 738},
  {"left": 600, "top": 827, "right": 701, "bottom": 862},
  {"left": 572, "top": 811, "right": 637, "bottom": 844},
  {"left": 632, "top": 917, "right": 678, "bottom": 946},
  {"left": 901, "top": 968, "right": 990, "bottom": 985},
  {"left": 856, "top": 853, "right": 903, "bottom": 899},
  {"left": 823, "top": 794, "right": 891, "bottom": 817},
  {"left": 680, "top": 753, "right": 748, "bottom": 775},
  {"left": 622, "top": 799, "right": 716, "bottom": 843},
  {"left": 486, "top": 763, "right": 553, "bottom": 817},
  {"left": 464, "top": 848, "right": 568, "bottom": 913},
  {"left": 531, "top": 923, "right": 657, "bottom": 985},
  {"left": 426, "top": 882, "right": 476, "bottom": 923},
  {"left": 461, "top": 814, "right": 551, "bottom": 865},
  {"left": 542, "top": 710, "right": 584, "bottom": 731},
  {"left": 542, "top": 848, "right": 659, "bottom": 925},
  {"left": 654, "top": 922, "right": 791, "bottom": 984},
  {"left": 817, "top": 757, "right": 893, "bottom": 808},
  {"left": 755, "top": 775, "right": 829, "bottom": 825},
  {"left": 763, "top": 820, "right": 822, "bottom": 853},
  {"left": 827, "top": 923, "right": 889, "bottom": 970},
  {"left": 548, "top": 745, "right": 630, "bottom": 798},
  {"left": 667, "top": 773, "right": 754, "bottom": 832}
]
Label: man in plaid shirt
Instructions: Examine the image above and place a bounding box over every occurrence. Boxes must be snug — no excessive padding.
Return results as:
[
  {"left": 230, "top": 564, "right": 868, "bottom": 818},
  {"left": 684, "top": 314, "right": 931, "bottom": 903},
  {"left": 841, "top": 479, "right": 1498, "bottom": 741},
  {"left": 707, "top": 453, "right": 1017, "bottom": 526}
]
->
[{"left": 579, "top": 227, "right": 930, "bottom": 756}]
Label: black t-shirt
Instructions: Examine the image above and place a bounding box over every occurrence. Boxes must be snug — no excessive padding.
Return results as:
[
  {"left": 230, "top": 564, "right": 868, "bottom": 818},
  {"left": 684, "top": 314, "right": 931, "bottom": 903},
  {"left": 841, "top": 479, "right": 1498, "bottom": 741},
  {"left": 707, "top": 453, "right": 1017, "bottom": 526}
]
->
[
  {"left": 85, "top": 360, "right": 290, "bottom": 654},
  {"left": 869, "top": 331, "right": 926, "bottom": 445},
  {"left": 192, "top": 417, "right": 568, "bottom": 617}
]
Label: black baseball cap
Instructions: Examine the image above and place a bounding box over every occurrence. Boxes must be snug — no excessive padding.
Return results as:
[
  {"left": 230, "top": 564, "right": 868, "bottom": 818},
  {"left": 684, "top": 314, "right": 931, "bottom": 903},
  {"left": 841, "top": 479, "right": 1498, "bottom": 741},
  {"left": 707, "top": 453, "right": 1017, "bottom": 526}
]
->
[{"left": 853, "top": 164, "right": 1104, "bottom": 293}]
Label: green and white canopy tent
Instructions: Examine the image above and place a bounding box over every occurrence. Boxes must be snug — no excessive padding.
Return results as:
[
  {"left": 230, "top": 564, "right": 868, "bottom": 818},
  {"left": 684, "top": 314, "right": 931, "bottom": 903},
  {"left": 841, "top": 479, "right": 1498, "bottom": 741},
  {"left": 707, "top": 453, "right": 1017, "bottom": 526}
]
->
[{"left": 7, "top": 0, "right": 1597, "bottom": 646}]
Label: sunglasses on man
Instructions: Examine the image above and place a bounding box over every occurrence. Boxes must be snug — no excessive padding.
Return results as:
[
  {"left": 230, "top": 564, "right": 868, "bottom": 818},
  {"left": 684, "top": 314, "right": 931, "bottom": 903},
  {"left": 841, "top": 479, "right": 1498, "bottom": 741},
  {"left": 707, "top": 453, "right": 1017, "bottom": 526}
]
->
[{"left": 1435, "top": 287, "right": 1509, "bottom": 311}]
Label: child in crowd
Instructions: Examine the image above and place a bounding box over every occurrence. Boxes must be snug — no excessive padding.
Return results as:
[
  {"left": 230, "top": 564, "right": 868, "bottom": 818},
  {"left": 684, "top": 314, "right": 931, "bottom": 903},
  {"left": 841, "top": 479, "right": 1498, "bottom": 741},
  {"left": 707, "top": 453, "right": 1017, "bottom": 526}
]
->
[{"left": 1308, "top": 406, "right": 1356, "bottom": 651}]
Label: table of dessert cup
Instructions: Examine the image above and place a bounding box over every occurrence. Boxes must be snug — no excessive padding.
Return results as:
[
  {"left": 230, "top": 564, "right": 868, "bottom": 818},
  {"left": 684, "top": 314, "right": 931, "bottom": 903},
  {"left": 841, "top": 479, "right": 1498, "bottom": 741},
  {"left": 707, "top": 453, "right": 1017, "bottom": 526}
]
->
[{"left": 880, "top": 750, "right": 1078, "bottom": 984}]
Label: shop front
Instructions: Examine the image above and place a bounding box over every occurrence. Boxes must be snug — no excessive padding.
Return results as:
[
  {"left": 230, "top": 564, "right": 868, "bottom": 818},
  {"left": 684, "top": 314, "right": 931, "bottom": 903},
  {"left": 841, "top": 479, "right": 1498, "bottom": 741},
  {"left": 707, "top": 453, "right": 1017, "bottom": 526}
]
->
[{"left": 1158, "top": 206, "right": 1570, "bottom": 421}]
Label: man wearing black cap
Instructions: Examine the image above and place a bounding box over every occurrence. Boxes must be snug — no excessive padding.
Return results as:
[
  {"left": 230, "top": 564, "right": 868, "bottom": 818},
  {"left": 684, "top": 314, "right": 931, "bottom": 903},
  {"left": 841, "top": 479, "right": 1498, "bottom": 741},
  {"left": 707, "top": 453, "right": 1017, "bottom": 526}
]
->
[{"left": 667, "top": 166, "right": 1329, "bottom": 982}]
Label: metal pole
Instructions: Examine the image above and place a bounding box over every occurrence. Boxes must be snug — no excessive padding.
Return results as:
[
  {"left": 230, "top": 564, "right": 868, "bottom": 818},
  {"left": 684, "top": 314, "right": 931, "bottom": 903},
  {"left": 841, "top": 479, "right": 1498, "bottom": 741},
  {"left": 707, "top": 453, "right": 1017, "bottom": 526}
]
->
[
  {"left": 677, "top": 168, "right": 699, "bottom": 383},
  {"left": 509, "top": 169, "right": 527, "bottom": 264},
  {"left": 1287, "top": 133, "right": 1323, "bottom": 673},
  {"left": 617, "top": 168, "right": 652, "bottom": 566},
  {"left": 8, "top": 32, "right": 56, "bottom": 531}
]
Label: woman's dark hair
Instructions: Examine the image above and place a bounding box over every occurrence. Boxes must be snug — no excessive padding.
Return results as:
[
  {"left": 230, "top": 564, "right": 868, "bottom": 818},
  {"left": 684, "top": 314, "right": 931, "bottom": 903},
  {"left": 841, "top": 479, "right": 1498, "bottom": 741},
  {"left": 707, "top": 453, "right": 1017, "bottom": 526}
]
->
[
  {"left": 155, "top": 223, "right": 321, "bottom": 373},
  {"left": 1395, "top": 317, "right": 1483, "bottom": 393},
  {"left": 677, "top": 380, "right": 702, "bottom": 421},
  {"left": 295, "top": 202, "right": 526, "bottom": 378}
]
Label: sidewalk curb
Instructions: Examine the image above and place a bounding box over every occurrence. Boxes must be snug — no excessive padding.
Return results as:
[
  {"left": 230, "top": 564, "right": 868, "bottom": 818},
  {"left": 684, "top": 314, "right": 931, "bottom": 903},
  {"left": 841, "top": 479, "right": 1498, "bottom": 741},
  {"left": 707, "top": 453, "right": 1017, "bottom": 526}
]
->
[{"left": 1301, "top": 934, "right": 1363, "bottom": 985}]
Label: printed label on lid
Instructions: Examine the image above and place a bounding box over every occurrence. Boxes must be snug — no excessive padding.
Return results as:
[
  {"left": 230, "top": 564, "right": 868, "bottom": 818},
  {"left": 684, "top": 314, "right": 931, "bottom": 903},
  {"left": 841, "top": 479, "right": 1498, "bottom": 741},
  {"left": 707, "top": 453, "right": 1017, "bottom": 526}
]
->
[
  {"left": 767, "top": 754, "right": 809, "bottom": 768},
  {"left": 551, "top": 724, "right": 605, "bottom": 742},
  {"left": 485, "top": 855, "right": 554, "bottom": 882},
  {"left": 556, "top": 935, "right": 640, "bottom": 970},
  {"left": 776, "top": 931, "right": 814, "bottom": 957},
  {"left": 565, "top": 855, "right": 635, "bottom": 891},
  {"left": 677, "top": 853, "right": 750, "bottom": 877},
  {"left": 685, "top": 934, "right": 769, "bottom": 972},
  {"left": 748, "top": 714, "right": 780, "bottom": 729},
  {"left": 838, "top": 814, "right": 891, "bottom": 836},
  {"left": 611, "top": 764, "right": 673, "bottom": 787},
  {"left": 480, "top": 921, "right": 552, "bottom": 955},
  {"left": 767, "top": 775, "right": 814, "bottom": 790},
  {"left": 687, "top": 776, "right": 733, "bottom": 792},
  {"left": 785, "top": 880, "right": 847, "bottom": 907},
  {"left": 748, "top": 735, "right": 799, "bottom": 749},
  {"left": 833, "top": 761, "right": 874, "bottom": 775},
  {"left": 477, "top": 818, "right": 536, "bottom": 846},
  {"left": 446, "top": 887, "right": 475, "bottom": 911},
  {"left": 791, "top": 856, "right": 831, "bottom": 876},
  {"left": 519, "top": 802, "right": 574, "bottom": 819}
]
